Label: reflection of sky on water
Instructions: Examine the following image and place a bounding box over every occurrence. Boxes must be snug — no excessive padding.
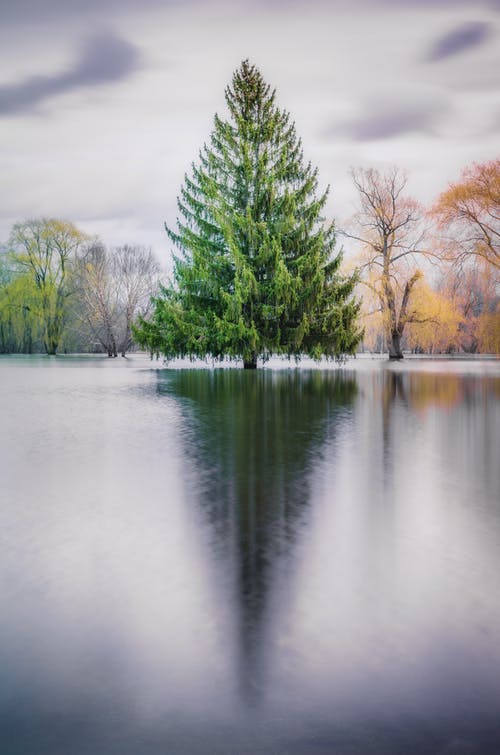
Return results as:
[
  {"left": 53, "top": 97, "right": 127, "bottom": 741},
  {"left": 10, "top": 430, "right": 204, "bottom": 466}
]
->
[
  {"left": 269, "top": 368, "right": 500, "bottom": 725},
  {"left": 0, "top": 359, "right": 236, "bottom": 732},
  {"left": 1, "top": 356, "right": 500, "bottom": 753}
]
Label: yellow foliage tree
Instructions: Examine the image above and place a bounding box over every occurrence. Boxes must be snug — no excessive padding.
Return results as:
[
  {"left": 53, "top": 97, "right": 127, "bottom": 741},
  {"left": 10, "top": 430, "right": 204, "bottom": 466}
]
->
[
  {"left": 438, "top": 258, "right": 499, "bottom": 353},
  {"left": 476, "top": 304, "right": 500, "bottom": 353},
  {"left": 404, "top": 279, "right": 463, "bottom": 353}
]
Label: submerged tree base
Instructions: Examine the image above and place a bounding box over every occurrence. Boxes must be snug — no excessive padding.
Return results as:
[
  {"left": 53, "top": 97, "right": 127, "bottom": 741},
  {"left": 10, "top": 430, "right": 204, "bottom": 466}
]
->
[{"left": 388, "top": 333, "right": 404, "bottom": 360}]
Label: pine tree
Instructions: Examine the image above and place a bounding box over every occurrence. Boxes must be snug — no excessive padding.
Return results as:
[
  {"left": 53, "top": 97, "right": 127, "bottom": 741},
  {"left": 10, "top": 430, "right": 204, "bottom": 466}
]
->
[{"left": 136, "top": 60, "right": 362, "bottom": 367}]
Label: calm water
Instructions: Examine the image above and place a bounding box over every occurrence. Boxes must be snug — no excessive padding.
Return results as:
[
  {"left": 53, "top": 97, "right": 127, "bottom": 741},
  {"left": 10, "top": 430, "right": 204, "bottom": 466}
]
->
[{"left": 1, "top": 355, "right": 500, "bottom": 754}]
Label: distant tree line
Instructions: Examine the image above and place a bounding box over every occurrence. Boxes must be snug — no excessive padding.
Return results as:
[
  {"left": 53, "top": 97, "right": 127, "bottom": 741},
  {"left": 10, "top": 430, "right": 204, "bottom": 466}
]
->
[{"left": 0, "top": 218, "right": 160, "bottom": 355}]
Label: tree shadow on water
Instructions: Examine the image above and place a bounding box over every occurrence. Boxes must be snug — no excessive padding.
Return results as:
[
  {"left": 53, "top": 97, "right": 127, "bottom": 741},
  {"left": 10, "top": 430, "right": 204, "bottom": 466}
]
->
[{"left": 157, "top": 368, "right": 357, "bottom": 707}]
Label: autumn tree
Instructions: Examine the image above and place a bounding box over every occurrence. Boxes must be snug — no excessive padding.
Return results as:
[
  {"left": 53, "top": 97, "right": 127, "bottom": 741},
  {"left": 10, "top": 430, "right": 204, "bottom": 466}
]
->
[
  {"left": 135, "top": 60, "right": 361, "bottom": 367},
  {"left": 404, "top": 279, "right": 462, "bottom": 354},
  {"left": 343, "top": 167, "right": 431, "bottom": 359},
  {"left": 432, "top": 158, "right": 500, "bottom": 274},
  {"left": 437, "top": 259, "right": 499, "bottom": 353},
  {"left": 8, "top": 218, "right": 86, "bottom": 354},
  {"left": 430, "top": 159, "right": 500, "bottom": 354},
  {"left": 476, "top": 303, "right": 500, "bottom": 353}
]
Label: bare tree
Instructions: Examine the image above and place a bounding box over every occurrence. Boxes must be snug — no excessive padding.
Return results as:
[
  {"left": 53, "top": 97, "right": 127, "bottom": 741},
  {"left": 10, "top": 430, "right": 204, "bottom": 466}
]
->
[
  {"left": 113, "top": 245, "right": 160, "bottom": 356},
  {"left": 76, "top": 242, "right": 160, "bottom": 356},
  {"left": 76, "top": 242, "right": 120, "bottom": 356},
  {"left": 342, "top": 167, "right": 431, "bottom": 359}
]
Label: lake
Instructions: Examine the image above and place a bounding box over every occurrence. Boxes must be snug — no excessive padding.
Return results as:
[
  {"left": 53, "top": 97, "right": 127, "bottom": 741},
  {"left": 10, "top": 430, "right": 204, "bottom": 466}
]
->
[{"left": 1, "top": 355, "right": 500, "bottom": 754}]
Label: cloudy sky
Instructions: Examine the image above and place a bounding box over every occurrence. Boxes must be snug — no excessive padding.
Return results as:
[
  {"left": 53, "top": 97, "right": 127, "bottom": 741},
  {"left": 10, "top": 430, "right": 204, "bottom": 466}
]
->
[{"left": 1, "top": 0, "right": 499, "bottom": 267}]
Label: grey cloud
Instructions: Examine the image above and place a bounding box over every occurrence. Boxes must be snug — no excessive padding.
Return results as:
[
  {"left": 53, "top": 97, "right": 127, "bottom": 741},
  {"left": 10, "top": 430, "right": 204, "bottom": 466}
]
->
[
  {"left": 0, "top": 0, "right": 189, "bottom": 27},
  {"left": 426, "top": 22, "right": 492, "bottom": 62},
  {"left": 328, "top": 97, "right": 449, "bottom": 142},
  {"left": 0, "top": 33, "right": 141, "bottom": 116},
  {"left": 1, "top": 0, "right": 496, "bottom": 30}
]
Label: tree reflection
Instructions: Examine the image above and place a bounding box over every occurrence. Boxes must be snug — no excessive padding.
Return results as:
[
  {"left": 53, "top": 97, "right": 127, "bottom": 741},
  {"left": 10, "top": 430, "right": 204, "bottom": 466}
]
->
[
  {"left": 157, "top": 369, "right": 357, "bottom": 705},
  {"left": 367, "top": 367, "right": 500, "bottom": 502},
  {"left": 377, "top": 367, "right": 498, "bottom": 419}
]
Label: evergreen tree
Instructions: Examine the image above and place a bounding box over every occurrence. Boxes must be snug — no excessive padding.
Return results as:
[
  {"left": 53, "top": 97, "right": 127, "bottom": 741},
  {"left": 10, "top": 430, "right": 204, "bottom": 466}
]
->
[{"left": 136, "top": 60, "right": 362, "bottom": 367}]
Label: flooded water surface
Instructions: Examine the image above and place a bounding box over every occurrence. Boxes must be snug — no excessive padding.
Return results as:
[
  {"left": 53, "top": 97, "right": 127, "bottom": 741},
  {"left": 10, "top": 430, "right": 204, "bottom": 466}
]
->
[{"left": 1, "top": 355, "right": 500, "bottom": 754}]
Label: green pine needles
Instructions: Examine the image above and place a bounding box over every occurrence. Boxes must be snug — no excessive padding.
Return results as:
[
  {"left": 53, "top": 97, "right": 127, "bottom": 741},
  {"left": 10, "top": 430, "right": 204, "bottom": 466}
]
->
[{"left": 135, "top": 60, "right": 362, "bottom": 367}]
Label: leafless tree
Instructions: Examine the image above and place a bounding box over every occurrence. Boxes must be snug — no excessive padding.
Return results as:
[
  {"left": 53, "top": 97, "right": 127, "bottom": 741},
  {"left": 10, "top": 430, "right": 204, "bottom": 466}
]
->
[
  {"left": 342, "top": 167, "right": 431, "bottom": 358},
  {"left": 113, "top": 245, "right": 160, "bottom": 356},
  {"left": 75, "top": 242, "right": 160, "bottom": 356}
]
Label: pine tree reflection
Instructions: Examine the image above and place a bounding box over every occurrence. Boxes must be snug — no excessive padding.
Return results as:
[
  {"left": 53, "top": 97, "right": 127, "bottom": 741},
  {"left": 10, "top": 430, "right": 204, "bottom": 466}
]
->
[{"left": 157, "top": 369, "right": 357, "bottom": 705}]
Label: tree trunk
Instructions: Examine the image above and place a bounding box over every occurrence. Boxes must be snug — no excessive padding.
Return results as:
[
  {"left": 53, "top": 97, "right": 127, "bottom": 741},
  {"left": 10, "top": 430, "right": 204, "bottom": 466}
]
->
[
  {"left": 388, "top": 271, "right": 420, "bottom": 360},
  {"left": 121, "top": 312, "right": 132, "bottom": 357},
  {"left": 45, "top": 330, "right": 58, "bottom": 355},
  {"left": 106, "top": 332, "right": 118, "bottom": 357},
  {"left": 243, "top": 353, "right": 258, "bottom": 369},
  {"left": 388, "top": 332, "right": 403, "bottom": 359}
]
